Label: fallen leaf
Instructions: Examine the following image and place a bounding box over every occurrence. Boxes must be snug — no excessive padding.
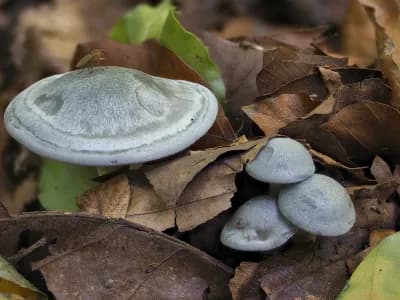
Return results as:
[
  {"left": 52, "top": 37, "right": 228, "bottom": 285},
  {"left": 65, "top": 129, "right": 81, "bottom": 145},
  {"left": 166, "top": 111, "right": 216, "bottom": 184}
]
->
[
  {"left": 176, "top": 155, "right": 241, "bottom": 231},
  {"left": 369, "top": 229, "right": 396, "bottom": 247},
  {"left": 342, "top": 0, "right": 377, "bottom": 67},
  {"left": 346, "top": 248, "right": 372, "bottom": 274},
  {"left": 38, "top": 160, "right": 98, "bottom": 212},
  {"left": 0, "top": 256, "right": 46, "bottom": 299},
  {"left": 310, "top": 148, "right": 365, "bottom": 171},
  {"left": 359, "top": 0, "right": 400, "bottom": 107},
  {"left": 229, "top": 262, "right": 260, "bottom": 300},
  {"left": 0, "top": 213, "right": 232, "bottom": 299},
  {"left": 322, "top": 101, "right": 400, "bottom": 163},
  {"left": 199, "top": 32, "right": 264, "bottom": 128},
  {"left": 77, "top": 176, "right": 130, "bottom": 219},
  {"left": 257, "top": 47, "right": 347, "bottom": 96},
  {"left": 338, "top": 232, "right": 400, "bottom": 299},
  {"left": 242, "top": 94, "right": 319, "bottom": 137},
  {"left": 371, "top": 156, "right": 393, "bottom": 182},
  {"left": 79, "top": 139, "right": 267, "bottom": 231},
  {"left": 71, "top": 39, "right": 204, "bottom": 84},
  {"left": 144, "top": 138, "right": 267, "bottom": 205}
]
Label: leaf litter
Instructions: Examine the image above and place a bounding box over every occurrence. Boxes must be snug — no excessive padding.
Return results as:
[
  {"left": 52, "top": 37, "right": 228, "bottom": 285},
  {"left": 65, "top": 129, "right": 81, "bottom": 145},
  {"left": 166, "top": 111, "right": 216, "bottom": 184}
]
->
[{"left": 2, "top": 0, "right": 400, "bottom": 299}]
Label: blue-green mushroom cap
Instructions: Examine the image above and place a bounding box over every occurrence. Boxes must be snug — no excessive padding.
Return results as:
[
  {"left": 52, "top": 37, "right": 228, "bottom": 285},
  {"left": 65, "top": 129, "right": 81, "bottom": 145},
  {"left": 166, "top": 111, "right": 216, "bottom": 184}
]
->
[{"left": 4, "top": 66, "right": 218, "bottom": 166}]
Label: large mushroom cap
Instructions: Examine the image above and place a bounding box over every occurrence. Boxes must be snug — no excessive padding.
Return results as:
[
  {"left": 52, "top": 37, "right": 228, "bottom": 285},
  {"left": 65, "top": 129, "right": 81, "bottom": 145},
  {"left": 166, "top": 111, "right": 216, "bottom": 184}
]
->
[
  {"left": 220, "top": 195, "right": 297, "bottom": 251},
  {"left": 4, "top": 66, "right": 218, "bottom": 166},
  {"left": 245, "top": 137, "right": 315, "bottom": 184},
  {"left": 278, "top": 174, "right": 356, "bottom": 236}
]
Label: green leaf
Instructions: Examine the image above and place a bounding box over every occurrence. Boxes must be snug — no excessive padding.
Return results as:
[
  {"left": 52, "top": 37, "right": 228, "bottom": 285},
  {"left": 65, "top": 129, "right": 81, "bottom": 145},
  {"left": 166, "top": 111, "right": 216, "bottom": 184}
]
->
[
  {"left": 38, "top": 160, "right": 98, "bottom": 211},
  {"left": 110, "top": 0, "right": 225, "bottom": 100},
  {"left": 338, "top": 232, "right": 400, "bottom": 300},
  {"left": 0, "top": 256, "right": 47, "bottom": 299}
]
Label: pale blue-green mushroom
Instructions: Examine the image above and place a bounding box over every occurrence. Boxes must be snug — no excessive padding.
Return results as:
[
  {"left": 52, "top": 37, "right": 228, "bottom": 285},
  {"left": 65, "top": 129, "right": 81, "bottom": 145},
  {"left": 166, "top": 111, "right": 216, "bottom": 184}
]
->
[
  {"left": 278, "top": 174, "right": 356, "bottom": 236},
  {"left": 245, "top": 137, "right": 315, "bottom": 184},
  {"left": 220, "top": 195, "right": 297, "bottom": 251},
  {"left": 4, "top": 66, "right": 218, "bottom": 166}
]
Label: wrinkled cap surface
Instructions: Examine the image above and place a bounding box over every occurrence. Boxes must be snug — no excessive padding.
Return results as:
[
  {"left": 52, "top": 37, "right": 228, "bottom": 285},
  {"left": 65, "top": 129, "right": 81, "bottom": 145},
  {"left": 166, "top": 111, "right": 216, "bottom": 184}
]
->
[
  {"left": 220, "top": 195, "right": 297, "bottom": 251},
  {"left": 245, "top": 137, "right": 315, "bottom": 184},
  {"left": 278, "top": 174, "right": 356, "bottom": 236},
  {"left": 4, "top": 66, "right": 218, "bottom": 166}
]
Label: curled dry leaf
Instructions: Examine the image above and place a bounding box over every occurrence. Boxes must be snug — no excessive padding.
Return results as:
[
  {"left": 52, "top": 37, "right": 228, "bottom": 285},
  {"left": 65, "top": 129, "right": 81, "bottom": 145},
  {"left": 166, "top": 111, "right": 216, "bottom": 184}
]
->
[
  {"left": 229, "top": 262, "right": 260, "bottom": 300},
  {"left": 370, "top": 156, "right": 393, "bottom": 182},
  {"left": 0, "top": 213, "right": 232, "bottom": 299},
  {"left": 257, "top": 46, "right": 347, "bottom": 96},
  {"left": 359, "top": 0, "right": 400, "bottom": 107},
  {"left": 79, "top": 138, "right": 267, "bottom": 232},
  {"left": 242, "top": 94, "right": 319, "bottom": 137},
  {"left": 199, "top": 32, "right": 264, "bottom": 127},
  {"left": 322, "top": 101, "right": 400, "bottom": 163}
]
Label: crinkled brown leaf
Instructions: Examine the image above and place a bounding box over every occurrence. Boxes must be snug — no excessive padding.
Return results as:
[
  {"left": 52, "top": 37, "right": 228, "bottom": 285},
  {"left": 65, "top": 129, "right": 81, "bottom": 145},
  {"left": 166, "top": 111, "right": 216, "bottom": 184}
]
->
[
  {"left": 0, "top": 213, "right": 232, "bottom": 299},
  {"left": 257, "top": 46, "right": 347, "bottom": 96},
  {"left": 242, "top": 94, "right": 319, "bottom": 137},
  {"left": 360, "top": 0, "right": 400, "bottom": 107},
  {"left": 199, "top": 32, "right": 264, "bottom": 128},
  {"left": 229, "top": 262, "right": 260, "bottom": 300},
  {"left": 79, "top": 139, "right": 267, "bottom": 232},
  {"left": 144, "top": 138, "right": 267, "bottom": 205},
  {"left": 342, "top": 0, "right": 377, "bottom": 67},
  {"left": 322, "top": 101, "right": 400, "bottom": 163},
  {"left": 371, "top": 156, "right": 393, "bottom": 182}
]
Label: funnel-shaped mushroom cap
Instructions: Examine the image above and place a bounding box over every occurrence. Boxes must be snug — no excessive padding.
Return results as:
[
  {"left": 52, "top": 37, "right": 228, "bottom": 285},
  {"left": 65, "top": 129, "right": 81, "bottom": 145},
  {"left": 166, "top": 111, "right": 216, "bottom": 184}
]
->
[
  {"left": 245, "top": 137, "right": 315, "bottom": 184},
  {"left": 220, "top": 195, "right": 297, "bottom": 251},
  {"left": 4, "top": 67, "right": 218, "bottom": 166},
  {"left": 278, "top": 174, "right": 355, "bottom": 236}
]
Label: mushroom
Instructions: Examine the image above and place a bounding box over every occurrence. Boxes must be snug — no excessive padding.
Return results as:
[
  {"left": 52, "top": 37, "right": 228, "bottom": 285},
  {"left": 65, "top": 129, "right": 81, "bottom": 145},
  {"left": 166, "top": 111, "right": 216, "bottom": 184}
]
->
[
  {"left": 245, "top": 137, "right": 315, "bottom": 184},
  {"left": 278, "top": 174, "right": 355, "bottom": 236},
  {"left": 4, "top": 66, "right": 218, "bottom": 166},
  {"left": 220, "top": 195, "right": 297, "bottom": 251}
]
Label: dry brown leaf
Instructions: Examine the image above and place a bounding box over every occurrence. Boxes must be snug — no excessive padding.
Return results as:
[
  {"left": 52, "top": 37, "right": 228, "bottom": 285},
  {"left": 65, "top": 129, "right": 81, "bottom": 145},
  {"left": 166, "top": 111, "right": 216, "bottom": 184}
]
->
[
  {"left": 342, "top": 0, "right": 377, "bottom": 67},
  {"left": 257, "top": 47, "right": 347, "bottom": 96},
  {"left": 322, "top": 101, "right": 400, "bottom": 163},
  {"left": 310, "top": 149, "right": 364, "bottom": 171},
  {"left": 360, "top": 0, "right": 400, "bottom": 106},
  {"left": 229, "top": 262, "right": 260, "bottom": 300},
  {"left": 176, "top": 155, "right": 241, "bottom": 232},
  {"left": 0, "top": 213, "right": 232, "bottom": 299},
  {"left": 79, "top": 139, "right": 267, "bottom": 232},
  {"left": 369, "top": 229, "right": 396, "bottom": 247},
  {"left": 242, "top": 94, "right": 319, "bottom": 137},
  {"left": 199, "top": 32, "right": 264, "bottom": 128},
  {"left": 144, "top": 138, "right": 267, "bottom": 206},
  {"left": 346, "top": 248, "right": 371, "bottom": 274},
  {"left": 77, "top": 176, "right": 130, "bottom": 219},
  {"left": 370, "top": 156, "right": 393, "bottom": 182},
  {"left": 235, "top": 229, "right": 368, "bottom": 300}
]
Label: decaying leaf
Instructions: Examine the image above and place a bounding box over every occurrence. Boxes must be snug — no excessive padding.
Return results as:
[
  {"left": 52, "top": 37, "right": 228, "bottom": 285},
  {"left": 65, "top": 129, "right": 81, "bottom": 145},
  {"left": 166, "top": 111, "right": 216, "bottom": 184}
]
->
[
  {"left": 359, "top": 0, "right": 400, "bottom": 107},
  {"left": 229, "top": 262, "right": 260, "bottom": 300},
  {"left": 242, "top": 94, "right": 319, "bottom": 137},
  {"left": 78, "top": 138, "right": 267, "bottom": 231},
  {"left": 0, "top": 256, "right": 46, "bottom": 299},
  {"left": 369, "top": 229, "right": 396, "bottom": 247},
  {"left": 322, "top": 101, "right": 400, "bottom": 163},
  {"left": 199, "top": 32, "right": 264, "bottom": 127},
  {"left": 338, "top": 232, "right": 400, "bottom": 299},
  {"left": 0, "top": 213, "right": 232, "bottom": 299},
  {"left": 371, "top": 156, "right": 393, "bottom": 182}
]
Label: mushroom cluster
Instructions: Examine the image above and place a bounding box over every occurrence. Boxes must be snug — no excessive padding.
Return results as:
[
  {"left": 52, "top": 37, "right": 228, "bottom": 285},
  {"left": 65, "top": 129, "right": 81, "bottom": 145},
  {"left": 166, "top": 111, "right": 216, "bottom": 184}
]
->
[
  {"left": 4, "top": 66, "right": 219, "bottom": 166},
  {"left": 220, "top": 137, "right": 356, "bottom": 251}
]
